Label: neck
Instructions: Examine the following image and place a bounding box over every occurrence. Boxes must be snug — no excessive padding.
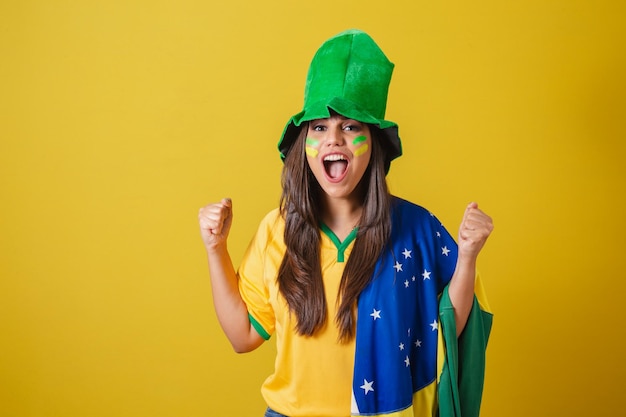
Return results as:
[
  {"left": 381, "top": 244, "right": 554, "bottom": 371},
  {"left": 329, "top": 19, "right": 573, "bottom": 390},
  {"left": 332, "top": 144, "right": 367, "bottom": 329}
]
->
[{"left": 320, "top": 196, "right": 363, "bottom": 241}]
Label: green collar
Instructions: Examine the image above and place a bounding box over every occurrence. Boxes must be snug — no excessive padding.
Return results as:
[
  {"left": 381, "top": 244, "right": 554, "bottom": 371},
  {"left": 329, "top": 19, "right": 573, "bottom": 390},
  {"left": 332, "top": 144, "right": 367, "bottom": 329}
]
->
[{"left": 320, "top": 224, "right": 358, "bottom": 262}]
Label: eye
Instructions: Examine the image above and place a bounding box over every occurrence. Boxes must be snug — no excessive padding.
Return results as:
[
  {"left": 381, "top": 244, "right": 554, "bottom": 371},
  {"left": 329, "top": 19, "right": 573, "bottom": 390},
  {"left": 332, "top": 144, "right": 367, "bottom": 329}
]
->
[
  {"left": 311, "top": 124, "right": 326, "bottom": 132},
  {"left": 343, "top": 120, "right": 363, "bottom": 131}
]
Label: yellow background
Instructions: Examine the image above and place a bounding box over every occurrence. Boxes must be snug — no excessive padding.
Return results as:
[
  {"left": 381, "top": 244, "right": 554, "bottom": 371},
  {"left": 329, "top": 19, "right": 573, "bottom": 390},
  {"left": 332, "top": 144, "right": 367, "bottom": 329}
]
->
[{"left": 1, "top": 1, "right": 625, "bottom": 416}]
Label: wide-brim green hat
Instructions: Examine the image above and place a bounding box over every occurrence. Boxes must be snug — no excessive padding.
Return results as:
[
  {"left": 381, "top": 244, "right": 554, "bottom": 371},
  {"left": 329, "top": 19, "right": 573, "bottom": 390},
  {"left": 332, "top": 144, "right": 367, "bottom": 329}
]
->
[{"left": 278, "top": 29, "right": 402, "bottom": 169}]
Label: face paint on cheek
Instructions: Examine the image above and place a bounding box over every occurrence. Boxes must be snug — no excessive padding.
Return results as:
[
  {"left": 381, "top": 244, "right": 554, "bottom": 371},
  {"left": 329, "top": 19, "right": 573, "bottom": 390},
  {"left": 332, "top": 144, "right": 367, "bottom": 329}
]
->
[
  {"left": 352, "top": 136, "right": 369, "bottom": 157},
  {"left": 305, "top": 137, "right": 320, "bottom": 158},
  {"left": 305, "top": 147, "right": 319, "bottom": 157}
]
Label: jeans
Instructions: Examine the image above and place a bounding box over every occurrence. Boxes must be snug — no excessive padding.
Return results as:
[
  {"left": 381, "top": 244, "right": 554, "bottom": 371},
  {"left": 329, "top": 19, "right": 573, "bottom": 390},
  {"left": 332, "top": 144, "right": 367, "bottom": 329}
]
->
[{"left": 264, "top": 407, "right": 289, "bottom": 417}]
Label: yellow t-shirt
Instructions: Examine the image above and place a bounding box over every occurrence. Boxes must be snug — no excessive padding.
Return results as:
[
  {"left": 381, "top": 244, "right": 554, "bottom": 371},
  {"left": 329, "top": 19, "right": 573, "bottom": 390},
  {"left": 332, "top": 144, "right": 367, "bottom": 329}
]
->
[{"left": 238, "top": 208, "right": 356, "bottom": 417}]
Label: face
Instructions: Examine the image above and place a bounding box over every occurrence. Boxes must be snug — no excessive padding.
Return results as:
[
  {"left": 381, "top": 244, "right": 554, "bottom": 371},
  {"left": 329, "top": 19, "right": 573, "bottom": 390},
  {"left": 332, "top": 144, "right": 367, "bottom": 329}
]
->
[{"left": 305, "top": 114, "right": 372, "bottom": 202}]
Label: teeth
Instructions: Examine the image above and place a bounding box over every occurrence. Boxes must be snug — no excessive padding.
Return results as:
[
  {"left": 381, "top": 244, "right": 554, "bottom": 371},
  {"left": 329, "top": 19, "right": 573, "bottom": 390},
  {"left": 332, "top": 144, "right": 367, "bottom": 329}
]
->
[{"left": 323, "top": 154, "right": 347, "bottom": 162}]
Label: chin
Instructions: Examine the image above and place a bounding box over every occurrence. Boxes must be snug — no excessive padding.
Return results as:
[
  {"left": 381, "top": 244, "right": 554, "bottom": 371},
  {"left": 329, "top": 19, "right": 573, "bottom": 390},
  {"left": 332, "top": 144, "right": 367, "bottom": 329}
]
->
[{"left": 321, "top": 185, "right": 361, "bottom": 201}]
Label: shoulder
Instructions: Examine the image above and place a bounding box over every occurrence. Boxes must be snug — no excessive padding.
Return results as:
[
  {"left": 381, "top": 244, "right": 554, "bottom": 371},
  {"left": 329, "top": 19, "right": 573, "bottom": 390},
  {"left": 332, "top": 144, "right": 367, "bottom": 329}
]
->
[
  {"left": 259, "top": 207, "right": 282, "bottom": 225},
  {"left": 253, "top": 207, "right": 285, "bottom": 242},
  {"left": 390, "top": 196, "right": 435, "bottom": 221},
  {"left": 389, "top": 196, "right": 451, "bottom": 239}
]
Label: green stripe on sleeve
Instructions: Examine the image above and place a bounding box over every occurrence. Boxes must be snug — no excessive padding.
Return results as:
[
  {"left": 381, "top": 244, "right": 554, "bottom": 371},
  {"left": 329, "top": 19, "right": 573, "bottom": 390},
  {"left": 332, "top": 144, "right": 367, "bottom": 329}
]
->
[{"left": 248, "top": 313, "right": 271, "bottom": 340}]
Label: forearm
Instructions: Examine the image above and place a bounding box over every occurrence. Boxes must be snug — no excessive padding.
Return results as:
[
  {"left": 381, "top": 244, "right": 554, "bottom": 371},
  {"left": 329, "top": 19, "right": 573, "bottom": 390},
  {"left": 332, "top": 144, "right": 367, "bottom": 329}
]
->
[
  {"left": 448, "top": 202, "right": 493, "bottom": 336},
  {"left": 206, "top": 244, "right": 263, "bottom": 353},
  {"left": 447, "top": 254, "right": 477, "bottom": 337}
]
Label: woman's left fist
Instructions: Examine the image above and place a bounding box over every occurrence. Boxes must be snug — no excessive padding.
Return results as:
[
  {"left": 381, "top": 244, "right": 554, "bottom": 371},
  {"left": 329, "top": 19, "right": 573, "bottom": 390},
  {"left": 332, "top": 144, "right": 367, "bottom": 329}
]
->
[{"left": 457, "top": 202, "right": 494, "bottom": 259}]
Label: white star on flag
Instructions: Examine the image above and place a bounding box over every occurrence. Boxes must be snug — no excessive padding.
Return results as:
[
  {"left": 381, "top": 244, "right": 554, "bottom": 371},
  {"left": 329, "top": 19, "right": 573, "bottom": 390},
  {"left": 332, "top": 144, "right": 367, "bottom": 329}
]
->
[
  {"left": 436, "top": 231, "right": 441, "bottom": 237},
  {"left": 430, "top": 320, "right": 438, "bottom": 331},
  {"left": 404, "top": 280, "right": 410, "bottom": 288},
  {"left": 399, "top": 343, "right": 405, "bottom": 351},
  {"left": 370, "top": 309, "right": 381, "bottom": 320},
  {"left": 404, "top": 356, "right": 411, "bottom": 367},
  {"left": 422, "top": 269, "right": 431, "bottom": 280},
  {"left": 360, "top": 379, "right": 374, "bottom": 395},
  {"left": 415, "top": 339, "right": 422, "bottom": 347},
  {"left": 394, "top": 261, "right": 403, "bottom": 272},
  {"left": 402, "top": 248, "right": 412, "bottom": 258},
  {"left": 441, "top": 246, "right": 450, "bottom": 256}
]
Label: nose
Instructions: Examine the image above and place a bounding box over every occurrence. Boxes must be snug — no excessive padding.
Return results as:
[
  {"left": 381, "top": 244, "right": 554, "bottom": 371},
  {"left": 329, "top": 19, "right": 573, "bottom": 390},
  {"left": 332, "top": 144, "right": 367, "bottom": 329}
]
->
[{"left": 325, "top": 126, "right": 345, "bottom": 146}]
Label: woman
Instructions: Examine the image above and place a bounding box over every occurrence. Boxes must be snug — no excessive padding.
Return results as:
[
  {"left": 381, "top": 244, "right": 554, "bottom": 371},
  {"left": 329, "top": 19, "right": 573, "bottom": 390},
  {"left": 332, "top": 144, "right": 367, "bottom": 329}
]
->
[{"left": 198, "top": 29, "right": 494, "bottom": 417}]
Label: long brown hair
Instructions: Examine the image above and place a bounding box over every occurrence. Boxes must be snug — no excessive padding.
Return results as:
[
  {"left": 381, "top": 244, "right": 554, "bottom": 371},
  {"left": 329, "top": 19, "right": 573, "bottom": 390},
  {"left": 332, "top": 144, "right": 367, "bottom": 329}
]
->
[{"left": 278, "top": 123, "right": 392, "bottom": 342}]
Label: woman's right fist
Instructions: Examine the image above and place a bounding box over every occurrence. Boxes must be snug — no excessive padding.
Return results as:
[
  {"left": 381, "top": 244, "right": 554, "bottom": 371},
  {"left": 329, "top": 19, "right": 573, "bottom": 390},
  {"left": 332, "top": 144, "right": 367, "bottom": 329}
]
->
[{"left": 198, "top": 198, "right": 233, "bottom": 250}]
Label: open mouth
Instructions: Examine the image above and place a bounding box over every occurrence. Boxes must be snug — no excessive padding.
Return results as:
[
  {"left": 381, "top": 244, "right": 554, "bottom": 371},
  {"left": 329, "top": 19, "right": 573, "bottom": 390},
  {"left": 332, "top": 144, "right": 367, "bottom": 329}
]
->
[{"left": 323, "top": 154, "right": 348, "bottom": 180}]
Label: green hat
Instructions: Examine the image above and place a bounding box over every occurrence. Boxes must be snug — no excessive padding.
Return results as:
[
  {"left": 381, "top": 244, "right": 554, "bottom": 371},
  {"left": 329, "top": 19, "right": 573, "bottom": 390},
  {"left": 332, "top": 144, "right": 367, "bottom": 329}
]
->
[{"left": 278, "top": 29, "right": 402, "bottom": 169}]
